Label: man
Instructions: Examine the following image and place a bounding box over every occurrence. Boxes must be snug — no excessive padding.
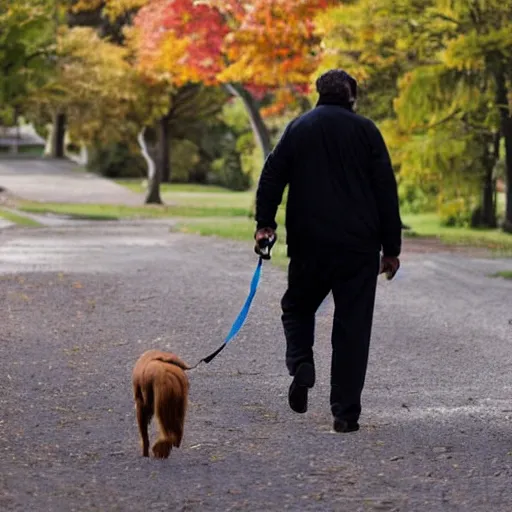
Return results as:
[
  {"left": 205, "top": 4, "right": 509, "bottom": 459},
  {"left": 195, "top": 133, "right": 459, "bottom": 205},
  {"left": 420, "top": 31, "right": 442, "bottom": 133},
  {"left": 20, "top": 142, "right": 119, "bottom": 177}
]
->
[{"left": 254, "top": 69, "right": 402, "bottom": 433}]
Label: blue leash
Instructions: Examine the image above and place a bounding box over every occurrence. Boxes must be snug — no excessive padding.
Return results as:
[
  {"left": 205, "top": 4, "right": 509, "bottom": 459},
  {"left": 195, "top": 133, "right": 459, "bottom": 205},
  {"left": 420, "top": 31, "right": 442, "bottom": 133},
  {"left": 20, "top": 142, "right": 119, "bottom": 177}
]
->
[{"left": 191, "top": 257, "right": 263, "bottom": 368}]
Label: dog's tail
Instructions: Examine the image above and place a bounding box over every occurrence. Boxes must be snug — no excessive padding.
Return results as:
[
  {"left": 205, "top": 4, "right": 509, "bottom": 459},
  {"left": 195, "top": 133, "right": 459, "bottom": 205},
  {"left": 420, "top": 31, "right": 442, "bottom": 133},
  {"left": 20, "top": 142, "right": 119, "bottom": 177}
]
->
[
  {"left": 152, "top": 363, "right": 188, "bottom": 458},
  {"left": 154, "top": 353, "right": 191, "bottom": 371}
]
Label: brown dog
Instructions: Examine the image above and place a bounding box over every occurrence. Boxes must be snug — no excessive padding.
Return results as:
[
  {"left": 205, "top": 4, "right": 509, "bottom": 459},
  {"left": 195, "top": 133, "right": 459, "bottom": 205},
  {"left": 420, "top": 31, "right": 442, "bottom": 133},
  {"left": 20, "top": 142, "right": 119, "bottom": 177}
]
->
[{"left": 132, "top": 349, "right": 190, "bottom": 458}]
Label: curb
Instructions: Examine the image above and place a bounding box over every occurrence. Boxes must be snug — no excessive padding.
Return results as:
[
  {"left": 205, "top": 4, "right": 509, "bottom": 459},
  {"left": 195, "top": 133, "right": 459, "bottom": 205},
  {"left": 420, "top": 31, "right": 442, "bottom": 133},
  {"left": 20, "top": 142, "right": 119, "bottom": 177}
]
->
[{"left": 0, "top": 218, "right": 15, "bottom": 230}]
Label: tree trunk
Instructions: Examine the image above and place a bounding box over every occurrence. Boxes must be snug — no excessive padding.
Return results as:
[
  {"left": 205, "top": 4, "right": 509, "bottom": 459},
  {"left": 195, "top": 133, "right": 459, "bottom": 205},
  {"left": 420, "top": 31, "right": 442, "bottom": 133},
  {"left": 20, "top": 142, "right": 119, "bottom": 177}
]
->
[
  {"left": 473, "top": 132, "right": 499, "bottom": 228},
  {"left": 137, "top": 128, "right": 162, "bottom": 205},
  {"left": 494, "top": 65, "right": 512, "bottom": 232},
  {"left": 51, "top": 112, "right": 66, "bottom": 158},
  {"left": 481, "top": 169, "right": 497, "bottom": 228},
  {"left": 224, "top": 83, "right": 272, "bottom": 158},
  {"left": 224, "top": 83, "right": 272, "bottom": 219},
  {"left": 502, "top": 119, "right": 512, "bottom": 232},
  {"left": 160, "top": 115, "right": 171, "bottom": 183}
]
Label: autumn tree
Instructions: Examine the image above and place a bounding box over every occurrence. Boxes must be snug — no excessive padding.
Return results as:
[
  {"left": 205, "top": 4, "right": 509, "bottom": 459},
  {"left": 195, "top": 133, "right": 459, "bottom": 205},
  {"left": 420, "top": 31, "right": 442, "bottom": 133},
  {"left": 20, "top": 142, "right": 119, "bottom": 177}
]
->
[
  {"left": 314, "top": 0, "right": 435, "bottom": 229},
  {"left": 123, "top": 0, "right": 333, "bottom": 159},
  {"left": 314, "top": 0, "right": 413, "bottom": 123},
  {"left": 26, "top": 26, "right": 172, "bottom": 202},
  {"left": 389, "top": 0, "right": 512, "bottom": 230},
  {"left": 0, "top": 0, "right": 56, "bottom": 130},
  {"left": 318, "top": 0, "right": 512, "bottom": 230}
]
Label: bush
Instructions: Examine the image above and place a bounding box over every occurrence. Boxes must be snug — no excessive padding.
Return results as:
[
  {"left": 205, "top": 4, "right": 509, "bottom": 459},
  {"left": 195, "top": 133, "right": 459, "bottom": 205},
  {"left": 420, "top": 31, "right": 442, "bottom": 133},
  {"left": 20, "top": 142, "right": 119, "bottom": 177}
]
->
[
  {"left": 210, "top": 139, "right": 251, "bottom": 191},
  {"left": 236, "top": 132, "right": 263, "bottom": 183},
  {"left": 437, "top": 196, "right": 473, "bottom": 227},
  {"left": 170, "top": 138, "right": 201, "bottom": 183},
  {"left": 87, "top": 142, "right": 145, "bottom": 178},
  {"left": 211, "top": 156, "right": 250, "bottom": 191},
  {"left": 398, "top": 181, "right": 437, "bottom": 214}
]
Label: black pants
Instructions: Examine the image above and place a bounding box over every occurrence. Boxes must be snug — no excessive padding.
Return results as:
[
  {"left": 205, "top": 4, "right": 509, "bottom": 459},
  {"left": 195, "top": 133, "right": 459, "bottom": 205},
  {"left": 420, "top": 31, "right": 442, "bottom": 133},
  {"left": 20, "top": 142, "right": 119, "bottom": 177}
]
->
[{"left": 281, "top": 251, "right": 380, "bottom": 422}]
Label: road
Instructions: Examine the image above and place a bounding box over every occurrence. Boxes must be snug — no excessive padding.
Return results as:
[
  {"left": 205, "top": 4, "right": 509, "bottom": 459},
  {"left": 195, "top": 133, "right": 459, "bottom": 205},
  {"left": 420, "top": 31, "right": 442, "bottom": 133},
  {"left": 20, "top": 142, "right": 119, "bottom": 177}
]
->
[
  {"left": 0, "top": 158, "right": 141, "bottom": 205},
  {"left": 1, "top": 223, "right": 511, "bottom": 511}
]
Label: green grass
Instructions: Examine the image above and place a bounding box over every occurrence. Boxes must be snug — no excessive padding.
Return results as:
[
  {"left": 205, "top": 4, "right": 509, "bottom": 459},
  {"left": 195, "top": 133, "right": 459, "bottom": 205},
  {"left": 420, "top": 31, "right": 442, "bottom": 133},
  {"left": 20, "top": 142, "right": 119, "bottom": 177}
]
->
[
  {"left": 179, "top": 207, "right": 512, "bottom": 262},
  {"left": 490, "top": 270, "right": 512, "bottom": 279},
  {"left": 0, "top": 207, "right": 41, "bottom": 227},
  {"left": 401, "top": 213, "right": 512, "bottom": 254},
  {"left": 116, "top": 179, "right": 255, "bottom": 208},
  {"left": 178, "top": 217, "right": 289, "bottom": 267},
  {"left": 116, "top": 179, "right": 240, "bottom": 195},
  {"left": 12, "top": 181, "right": 512, "bottom": 258},
  {"left": 16, "top": 181, "right": 255, "bottom": 221},
  {"left": 17, "top": 201, "right": 252, "bottom": 220}
]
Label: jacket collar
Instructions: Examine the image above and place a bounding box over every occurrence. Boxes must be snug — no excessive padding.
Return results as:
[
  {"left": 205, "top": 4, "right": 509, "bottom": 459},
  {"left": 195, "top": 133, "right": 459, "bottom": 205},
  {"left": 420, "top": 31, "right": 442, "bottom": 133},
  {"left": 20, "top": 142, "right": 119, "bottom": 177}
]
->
[{"left": 316, "top": 94, "right": 354, "bottom": 112}]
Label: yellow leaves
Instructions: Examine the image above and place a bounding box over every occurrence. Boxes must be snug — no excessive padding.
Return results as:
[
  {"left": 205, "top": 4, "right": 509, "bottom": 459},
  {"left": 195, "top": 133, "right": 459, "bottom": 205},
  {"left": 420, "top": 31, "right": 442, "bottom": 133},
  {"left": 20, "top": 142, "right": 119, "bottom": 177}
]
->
[
  {"left": 28, "top": 25, "right": 154, "bottom": 144},
  {"left": 135, "top": 34, "right": 222, "bottom": 87},
  {"left": 71, "top": 0, "right": 103, "bottom": 12},
  {"left": 315, "top": 0, "right": 403, "bottom": 96},
  {"left": 442, "top": 25, "right": 512, "bottom": 73},
  {"left": 103, "top": 0, "right": 149, "bottom": 18},
  {"left": 57, "top": 26, "right": 129, "bottom": 66},
  {"left": 153, "top": 32, "right": 197, "bottom": 84},
  {"left": 442, "top": 32, "right": 485, "bottom": 72},
  {"left": 72, "top": 0, "right": 149, "bottom": 19}
]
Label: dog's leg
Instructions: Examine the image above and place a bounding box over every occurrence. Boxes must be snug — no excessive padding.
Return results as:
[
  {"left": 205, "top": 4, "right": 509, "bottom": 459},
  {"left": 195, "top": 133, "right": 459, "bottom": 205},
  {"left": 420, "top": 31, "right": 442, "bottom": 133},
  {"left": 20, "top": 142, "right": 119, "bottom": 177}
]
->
[
  {"left": 136, "top": 398, "right": 151, "bottom": 457},
  {"left": 174, "top": 392, "right": 187, "bottom": 448}
]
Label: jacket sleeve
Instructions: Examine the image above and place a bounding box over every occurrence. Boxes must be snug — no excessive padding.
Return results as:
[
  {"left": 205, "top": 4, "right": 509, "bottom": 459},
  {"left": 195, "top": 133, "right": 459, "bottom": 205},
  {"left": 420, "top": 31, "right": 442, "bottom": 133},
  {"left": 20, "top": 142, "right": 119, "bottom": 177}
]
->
[
  {"left": 366, "top": 121, "right": 402, "bottom": 257},
  {"left": 255, "top": 123, "right": 293, "bottom": 231}
]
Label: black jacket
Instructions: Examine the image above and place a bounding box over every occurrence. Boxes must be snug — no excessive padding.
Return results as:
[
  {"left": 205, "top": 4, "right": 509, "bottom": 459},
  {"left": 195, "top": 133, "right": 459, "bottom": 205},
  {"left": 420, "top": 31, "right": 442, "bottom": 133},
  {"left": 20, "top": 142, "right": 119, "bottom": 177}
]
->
[{"left": 255, "top": 97, "right": 402, "bottom": 258}]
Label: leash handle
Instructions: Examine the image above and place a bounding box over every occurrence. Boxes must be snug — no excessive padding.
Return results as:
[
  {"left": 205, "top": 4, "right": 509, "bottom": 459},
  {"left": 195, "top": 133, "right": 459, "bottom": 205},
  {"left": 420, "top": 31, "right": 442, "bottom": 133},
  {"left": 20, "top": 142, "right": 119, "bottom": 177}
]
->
[{"left": 256, "top": 235, "right": 276, "bottom": 260}]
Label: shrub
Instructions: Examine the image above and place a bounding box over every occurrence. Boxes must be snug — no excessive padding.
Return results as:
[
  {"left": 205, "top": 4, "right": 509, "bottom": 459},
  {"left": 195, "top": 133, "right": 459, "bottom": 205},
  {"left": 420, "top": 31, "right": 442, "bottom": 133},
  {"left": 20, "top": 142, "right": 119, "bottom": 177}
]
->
[
  {"left": 398, "top": 181, "right": 437, "bottom": 214},
  {"left": 210, "top": 152, "right": 251, "bottom": 191},
  {"left": 87, "top": 142, "right": 145, "bottom": 178},
  {"left": 170, "top": 138, "right": 200, "bottom": 183},
  {"left": 437, "top": 196, "right": 473, "bottom": 227}
]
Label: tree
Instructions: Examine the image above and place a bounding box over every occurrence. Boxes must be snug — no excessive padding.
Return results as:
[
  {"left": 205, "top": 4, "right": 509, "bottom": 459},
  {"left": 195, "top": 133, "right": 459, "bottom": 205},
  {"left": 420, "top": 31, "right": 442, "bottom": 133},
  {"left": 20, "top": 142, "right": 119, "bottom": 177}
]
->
[
  {"left": 390, "top": 0, "right": 512, "bottom": 229},
  {"left": 127, "top": 0, "right": 333, "bottom": 159},
  {"left": 314, "top": 0, "right": 433, "bottom": 228},
  {"left": 69, "top": 0, "right": 332, "bottom": 209},
  {"left": 27, "top": 26, "right": 171, "bottom": 202},
  {"left": 319, "top": 0, "right": 512, "bottom": 230},
  {"left": 0, "top": 0, "right": 56, "bottom": 130},
  {"left": 314, "top": 0, "right": 410, "bottom": 123}
]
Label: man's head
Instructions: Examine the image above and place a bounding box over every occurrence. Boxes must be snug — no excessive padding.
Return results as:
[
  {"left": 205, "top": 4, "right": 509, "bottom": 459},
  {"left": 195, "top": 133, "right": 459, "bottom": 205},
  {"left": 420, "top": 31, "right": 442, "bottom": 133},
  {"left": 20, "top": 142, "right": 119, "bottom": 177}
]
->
[{"left": 315, "top": 69, "right": 358, "bottom": 110}]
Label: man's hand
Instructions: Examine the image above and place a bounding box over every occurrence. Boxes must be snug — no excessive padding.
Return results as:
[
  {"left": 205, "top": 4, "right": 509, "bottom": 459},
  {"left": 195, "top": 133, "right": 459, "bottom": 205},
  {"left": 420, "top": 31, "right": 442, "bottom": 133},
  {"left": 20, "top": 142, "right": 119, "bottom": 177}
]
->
[
  {"left": 254, "top": 227, "right": 276, "bottom": 260},
  {"left": 380, "top": 255, "right": 400, "bottom": 280}
]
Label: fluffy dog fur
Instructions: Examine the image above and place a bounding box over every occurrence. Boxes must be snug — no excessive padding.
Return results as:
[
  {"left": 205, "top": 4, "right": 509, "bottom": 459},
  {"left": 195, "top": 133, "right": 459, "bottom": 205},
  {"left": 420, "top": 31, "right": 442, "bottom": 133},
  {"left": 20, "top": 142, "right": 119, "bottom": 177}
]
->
[{"left": 132, "top": 349, "right": 190, "bottom": 458}]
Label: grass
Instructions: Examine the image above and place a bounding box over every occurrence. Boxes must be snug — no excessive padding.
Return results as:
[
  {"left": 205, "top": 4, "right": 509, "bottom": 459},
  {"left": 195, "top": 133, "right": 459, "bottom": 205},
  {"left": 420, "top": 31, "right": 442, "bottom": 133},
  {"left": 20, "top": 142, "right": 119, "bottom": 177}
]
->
[
  {"left": 401, "top": 213, "right": 512, "bottom": 255},
  {"left": 17, "top": 200, "right": 252, "bottom": 220},
  {"left": 16, "top": 180, "right": 254, "bottom": 220},
  {"left": 10, "top": 180, "right": 512, "bottom": 258},
  {"left": 490, "top": 270, "right": 512, "bottom": 279},
  {"left": 115, "top": 179, "right": 233, "bottom": 195},
  {"left": 0, "top": 207, "right": 41, "bottom": 227},
  {"left": 179, "top": 216, "right": 289, "bottom": 268}
]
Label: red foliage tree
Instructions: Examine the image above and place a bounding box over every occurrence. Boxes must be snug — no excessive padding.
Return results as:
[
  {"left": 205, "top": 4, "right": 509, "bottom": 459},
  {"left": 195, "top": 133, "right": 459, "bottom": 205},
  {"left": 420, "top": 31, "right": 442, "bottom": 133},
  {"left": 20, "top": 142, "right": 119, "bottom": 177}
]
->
[{"left": 133, "top": 0, "right": 333, "bottom": 158}]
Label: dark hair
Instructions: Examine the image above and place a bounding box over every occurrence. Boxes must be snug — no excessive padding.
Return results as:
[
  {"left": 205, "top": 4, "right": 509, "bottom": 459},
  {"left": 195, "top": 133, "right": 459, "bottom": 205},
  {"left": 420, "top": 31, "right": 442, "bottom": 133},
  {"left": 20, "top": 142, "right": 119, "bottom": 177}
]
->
[{"left": 316, "top": 69, "right": 358, "bottom": 105}]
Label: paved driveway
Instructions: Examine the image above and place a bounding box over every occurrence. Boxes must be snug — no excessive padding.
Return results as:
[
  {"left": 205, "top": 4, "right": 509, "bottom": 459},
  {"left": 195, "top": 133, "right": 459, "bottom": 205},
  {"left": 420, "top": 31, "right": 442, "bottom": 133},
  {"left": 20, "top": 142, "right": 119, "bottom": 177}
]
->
[
  {"left": 0, "top": 158, "right": 141, "bottom": 205},
  {"left": 1, "top": 225, "right": 511, "bottom": 511}
]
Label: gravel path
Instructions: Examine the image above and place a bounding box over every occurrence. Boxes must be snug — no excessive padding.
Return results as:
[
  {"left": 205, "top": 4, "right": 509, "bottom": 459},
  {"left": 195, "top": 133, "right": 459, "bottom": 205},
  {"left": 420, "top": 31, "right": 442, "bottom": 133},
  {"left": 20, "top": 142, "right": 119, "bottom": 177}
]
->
[
  {"left": 1, "top": 224, "right": 511, "bottom": 512},
  {"left": 0, "top": 159, "right": 141, "bottom": 205}
]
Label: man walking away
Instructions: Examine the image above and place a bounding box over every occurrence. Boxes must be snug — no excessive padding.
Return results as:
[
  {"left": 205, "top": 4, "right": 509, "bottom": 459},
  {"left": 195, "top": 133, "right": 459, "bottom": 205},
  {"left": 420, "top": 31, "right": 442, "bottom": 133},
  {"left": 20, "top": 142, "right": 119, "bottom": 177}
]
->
[{"left": 254, "top": 69, "right": 402, "bottom": 433}]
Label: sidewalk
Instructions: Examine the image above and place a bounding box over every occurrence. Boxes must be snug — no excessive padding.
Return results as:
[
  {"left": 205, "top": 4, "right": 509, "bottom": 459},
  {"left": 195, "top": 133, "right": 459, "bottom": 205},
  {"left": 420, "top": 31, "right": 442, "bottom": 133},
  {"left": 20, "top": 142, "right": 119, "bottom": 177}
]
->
[{"left": 0, "top": 157, "right": 142, "bottom": 205}]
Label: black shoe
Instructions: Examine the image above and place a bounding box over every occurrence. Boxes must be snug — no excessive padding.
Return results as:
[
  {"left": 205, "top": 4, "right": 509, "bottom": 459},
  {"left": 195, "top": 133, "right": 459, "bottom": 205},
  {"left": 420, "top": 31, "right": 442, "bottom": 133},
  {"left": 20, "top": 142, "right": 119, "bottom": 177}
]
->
[
  {"left": 288, "top": 363, "right": 315, "bottom": 414},
  {"left": 333, "top": 418, "right": 360, "bottom": 433}
]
